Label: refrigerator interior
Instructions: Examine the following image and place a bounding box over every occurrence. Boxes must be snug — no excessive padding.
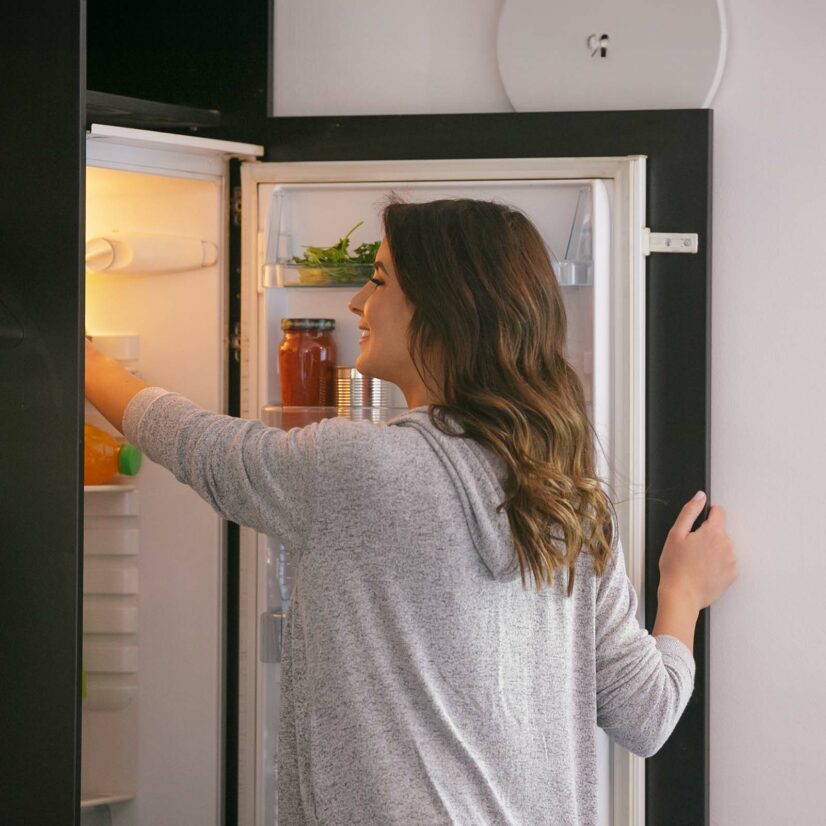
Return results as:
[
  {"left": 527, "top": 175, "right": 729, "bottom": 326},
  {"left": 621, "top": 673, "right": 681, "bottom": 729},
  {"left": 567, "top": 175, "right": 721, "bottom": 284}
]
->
[
  {"left": 82, "top": 165, "right": 227, "bottom": 826},
  {"left": 250, "top": 177, "right": 613, "bottom": 825},
  {"left": 257, "top": 180, "right": 603, "bottom": 412}
]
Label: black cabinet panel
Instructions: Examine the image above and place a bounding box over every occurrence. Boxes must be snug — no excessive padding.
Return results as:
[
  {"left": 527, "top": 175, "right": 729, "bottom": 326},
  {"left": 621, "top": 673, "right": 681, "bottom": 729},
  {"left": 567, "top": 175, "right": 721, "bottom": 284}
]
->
[
  {"left": 87, "top": 0, "right": 269, "bottom": 141},
  {"left": 0, "top": 2, "right": 86, "bottom": 823},
  {"left": 86, "top": 90, "right": 221, "bottom": 131}
]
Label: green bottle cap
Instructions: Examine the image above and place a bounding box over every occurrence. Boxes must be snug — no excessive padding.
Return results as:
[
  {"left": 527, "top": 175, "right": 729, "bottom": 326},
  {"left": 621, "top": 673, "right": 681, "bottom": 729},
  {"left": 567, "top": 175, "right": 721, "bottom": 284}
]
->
[{"left": 118, "top": 443, "right": 142, "bottom": 476}]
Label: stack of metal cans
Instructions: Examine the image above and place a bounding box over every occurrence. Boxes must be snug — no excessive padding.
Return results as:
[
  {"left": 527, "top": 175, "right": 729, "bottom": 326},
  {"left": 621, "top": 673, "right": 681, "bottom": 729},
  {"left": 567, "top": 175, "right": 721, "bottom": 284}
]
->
[{"left": 335, "top": 367, "right": 392, "bottom": 421}]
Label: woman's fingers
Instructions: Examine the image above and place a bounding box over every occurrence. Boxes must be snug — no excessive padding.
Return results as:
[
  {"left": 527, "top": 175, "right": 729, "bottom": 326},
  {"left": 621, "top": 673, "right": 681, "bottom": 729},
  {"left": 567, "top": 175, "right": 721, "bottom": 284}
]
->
[
  {"left": 660, "top": 493, "right": 737, "bottom": 609},
  {"left": 669, "top": 491, "right": 708, "bottom": 540},
  {"left": 705, "top": 505, "right": 726, "bottom": 528}
]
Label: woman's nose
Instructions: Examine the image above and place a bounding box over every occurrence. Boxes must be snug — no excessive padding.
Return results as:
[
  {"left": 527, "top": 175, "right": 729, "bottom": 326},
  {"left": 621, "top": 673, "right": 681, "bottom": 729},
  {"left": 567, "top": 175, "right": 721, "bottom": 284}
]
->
[{"left": 347, "top": 284, "right": 367, "bottom": 316}]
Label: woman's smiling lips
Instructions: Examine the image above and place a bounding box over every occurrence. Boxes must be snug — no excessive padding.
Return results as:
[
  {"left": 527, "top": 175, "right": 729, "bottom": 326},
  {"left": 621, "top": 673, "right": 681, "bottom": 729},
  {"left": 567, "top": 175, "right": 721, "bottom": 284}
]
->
[{"left": 358, "top": 326, "right": 370, "bottom": 343}]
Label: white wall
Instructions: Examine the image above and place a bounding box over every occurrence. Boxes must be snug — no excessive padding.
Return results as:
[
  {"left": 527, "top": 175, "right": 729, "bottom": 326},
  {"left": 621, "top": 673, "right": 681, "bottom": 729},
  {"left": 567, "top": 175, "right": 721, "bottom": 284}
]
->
[
  {"left": 271, "top": 2, "right": 826, "bottom": 822},
  {"left": 710, "top": 1, "right": 826, "bottom": 823},
  {"left": 272, "top": 0, "right": 511, "bottom": 115}
]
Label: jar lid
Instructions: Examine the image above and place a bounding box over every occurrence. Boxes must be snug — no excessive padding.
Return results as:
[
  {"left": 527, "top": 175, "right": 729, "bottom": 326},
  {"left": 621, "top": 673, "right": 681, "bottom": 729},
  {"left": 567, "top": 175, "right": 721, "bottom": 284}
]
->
[{"left": 281, "top": 318, "right": 336, "bottom": 331}]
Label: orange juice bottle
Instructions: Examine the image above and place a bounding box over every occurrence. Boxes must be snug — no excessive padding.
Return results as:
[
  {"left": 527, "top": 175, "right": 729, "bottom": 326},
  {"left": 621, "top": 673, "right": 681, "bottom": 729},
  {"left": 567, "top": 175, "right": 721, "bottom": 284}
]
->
[{"left": 84, "top": 424, "right": 142, "bottom": 485}]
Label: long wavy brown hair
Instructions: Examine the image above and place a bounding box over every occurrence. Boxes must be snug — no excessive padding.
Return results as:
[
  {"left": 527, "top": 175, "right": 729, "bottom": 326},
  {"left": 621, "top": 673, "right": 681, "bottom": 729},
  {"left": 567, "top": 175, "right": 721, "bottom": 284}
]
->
[{"left": 382, "top": 195, "right": 616, "bottom": 594}]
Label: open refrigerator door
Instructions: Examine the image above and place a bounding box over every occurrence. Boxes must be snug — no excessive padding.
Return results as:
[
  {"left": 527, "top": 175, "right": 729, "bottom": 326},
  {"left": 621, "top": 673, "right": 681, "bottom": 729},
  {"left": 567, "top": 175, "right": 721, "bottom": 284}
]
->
[
  {"left": 238, "top": 160, "right": 638, "bottom": 826},
  {"left": 82, "top": 127, "right": 262, "bottom": 826}
]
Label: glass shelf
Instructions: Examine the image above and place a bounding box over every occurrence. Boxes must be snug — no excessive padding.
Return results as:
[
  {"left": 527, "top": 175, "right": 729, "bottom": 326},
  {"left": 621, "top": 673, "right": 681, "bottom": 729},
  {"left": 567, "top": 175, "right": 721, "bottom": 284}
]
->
[
  {"left": 263, "top": 405, "right": 409, "bottom": 429},
  {"left": 264, "top": 260, "right": 374, "bottom": 289}
]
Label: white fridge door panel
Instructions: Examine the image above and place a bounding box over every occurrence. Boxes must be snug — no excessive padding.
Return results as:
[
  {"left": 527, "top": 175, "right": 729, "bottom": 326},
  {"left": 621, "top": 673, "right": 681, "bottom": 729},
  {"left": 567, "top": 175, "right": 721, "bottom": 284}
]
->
[
  {"left": 239, "top": 158, "right": 647, "bottom": 826},
  {"left": 84, "top": 158, "right": 229, "bottom": 826}
]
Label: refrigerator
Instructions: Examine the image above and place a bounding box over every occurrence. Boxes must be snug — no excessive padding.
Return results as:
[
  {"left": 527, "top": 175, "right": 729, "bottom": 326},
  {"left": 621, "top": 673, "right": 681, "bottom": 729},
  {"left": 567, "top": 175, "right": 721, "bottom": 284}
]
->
[
  {"left": 0, "top": 93, "right": 711, "bottom": 823},
  {"left": 73, "top": 114, "right": 705, "bottom": 826}
]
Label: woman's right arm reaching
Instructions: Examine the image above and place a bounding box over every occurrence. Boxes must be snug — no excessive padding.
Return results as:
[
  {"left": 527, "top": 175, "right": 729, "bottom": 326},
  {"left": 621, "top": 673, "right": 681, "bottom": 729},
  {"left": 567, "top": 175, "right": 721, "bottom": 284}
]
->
[{"left": 594, "top": 491, "right": 737, "bottom": 757}]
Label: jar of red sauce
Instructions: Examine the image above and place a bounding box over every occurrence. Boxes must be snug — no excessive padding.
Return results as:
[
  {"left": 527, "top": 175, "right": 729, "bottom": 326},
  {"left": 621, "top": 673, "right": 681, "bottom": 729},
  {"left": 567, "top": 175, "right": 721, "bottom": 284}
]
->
[{"left": 278, "top": 318, "right": 337, "bottom": 405}]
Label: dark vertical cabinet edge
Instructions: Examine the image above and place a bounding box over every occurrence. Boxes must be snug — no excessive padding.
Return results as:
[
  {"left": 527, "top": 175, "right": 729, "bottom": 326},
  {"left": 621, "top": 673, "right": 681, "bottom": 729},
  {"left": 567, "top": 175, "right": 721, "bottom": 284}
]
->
[
  {"left": 0, "top": 1, "right": 86, "bottom": 824},
  {"left": 642, "top": 111, "right": 712, "bottom": 826},
  {"left": 224, "top": 159, "right": 244, "bottom": 826},
  {"left": 262, "top": 110, "right": 712, "bottom": 826}
]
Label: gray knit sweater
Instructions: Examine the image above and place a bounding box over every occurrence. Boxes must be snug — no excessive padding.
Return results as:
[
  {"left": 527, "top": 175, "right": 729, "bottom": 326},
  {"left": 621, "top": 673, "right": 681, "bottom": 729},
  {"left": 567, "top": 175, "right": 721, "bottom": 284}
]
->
[{"left": 123, "top": 387, "right": 695, "bottom": 826}]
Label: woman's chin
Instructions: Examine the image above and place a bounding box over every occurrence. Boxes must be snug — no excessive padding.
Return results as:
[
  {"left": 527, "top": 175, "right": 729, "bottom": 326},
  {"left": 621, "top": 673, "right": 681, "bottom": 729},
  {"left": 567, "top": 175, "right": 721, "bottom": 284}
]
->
[
  {"left": 354, "top": 353, "right": 389, "bottom": 383},
  {"left": 354, "top": 353, "right": 376, "bottom": 379}
]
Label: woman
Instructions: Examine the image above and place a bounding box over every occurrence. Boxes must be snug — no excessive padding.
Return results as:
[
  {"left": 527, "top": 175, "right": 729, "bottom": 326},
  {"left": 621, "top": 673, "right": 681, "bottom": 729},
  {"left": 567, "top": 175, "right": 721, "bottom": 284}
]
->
[{"left": 85, "top": 197, "right": 736, "bottom": 825}]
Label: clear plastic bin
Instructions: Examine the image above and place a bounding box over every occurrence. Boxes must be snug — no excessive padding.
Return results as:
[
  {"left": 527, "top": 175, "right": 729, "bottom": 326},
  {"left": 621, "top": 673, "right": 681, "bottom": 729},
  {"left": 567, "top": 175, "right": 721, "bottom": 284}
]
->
[
  {"left": 268, "top": 260, "right": 374, "bottom": 288},
  {"left": 556, "top": 186, "right": 594, "bottom": 286}
]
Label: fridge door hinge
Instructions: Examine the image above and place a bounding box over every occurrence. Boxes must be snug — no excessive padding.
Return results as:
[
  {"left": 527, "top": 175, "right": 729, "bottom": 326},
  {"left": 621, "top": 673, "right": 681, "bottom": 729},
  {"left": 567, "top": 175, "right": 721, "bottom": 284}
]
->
[
  {"left": 642, "top": 228, "right": 699, "bottom": 256},
  {"left": 229, "top": 321, "right": 242, "bottom": 363},
  {"left": 231, "top": 185, "right": 242, "bottom": 228}
]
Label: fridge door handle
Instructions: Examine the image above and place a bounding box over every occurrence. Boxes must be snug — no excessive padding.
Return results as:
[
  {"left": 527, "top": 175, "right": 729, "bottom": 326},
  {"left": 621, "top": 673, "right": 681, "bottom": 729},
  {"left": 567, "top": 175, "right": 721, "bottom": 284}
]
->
[{"left": 259, "top": 611, "right": 287, "bottom": 663}]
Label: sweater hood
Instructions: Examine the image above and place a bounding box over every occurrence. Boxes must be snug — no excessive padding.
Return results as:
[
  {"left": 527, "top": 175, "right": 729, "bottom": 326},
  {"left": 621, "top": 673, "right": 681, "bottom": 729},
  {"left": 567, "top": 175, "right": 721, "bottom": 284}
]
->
[{"left": 389, "top": 408, "right": 520, "bottom": 582}]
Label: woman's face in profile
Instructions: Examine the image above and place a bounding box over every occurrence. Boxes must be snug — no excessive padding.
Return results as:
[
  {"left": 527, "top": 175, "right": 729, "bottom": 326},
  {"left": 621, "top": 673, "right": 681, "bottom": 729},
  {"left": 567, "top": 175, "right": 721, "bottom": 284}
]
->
[{"left": 347, "top": 238, "right": 419, "bottom": 394}]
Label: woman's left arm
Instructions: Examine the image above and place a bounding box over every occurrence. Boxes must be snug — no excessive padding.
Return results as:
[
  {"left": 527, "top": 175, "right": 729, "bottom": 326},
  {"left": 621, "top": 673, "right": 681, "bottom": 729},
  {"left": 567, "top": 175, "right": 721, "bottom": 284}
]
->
[
  {"left": 85, "top": 338, "right": 148, "bottom": 433},
  {"left": 123, "top": 389, "right": 320, "bottom": 544}
]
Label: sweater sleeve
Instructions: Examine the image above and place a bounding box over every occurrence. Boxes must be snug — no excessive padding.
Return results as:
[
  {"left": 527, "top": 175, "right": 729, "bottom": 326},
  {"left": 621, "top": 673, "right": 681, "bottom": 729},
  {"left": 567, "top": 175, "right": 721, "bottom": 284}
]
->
[
  {"left": 122, "top": 387, "right": 318, "bottom": 546},
  {"left": 594, "top": 536, "right": 696, "bottom": 758}
]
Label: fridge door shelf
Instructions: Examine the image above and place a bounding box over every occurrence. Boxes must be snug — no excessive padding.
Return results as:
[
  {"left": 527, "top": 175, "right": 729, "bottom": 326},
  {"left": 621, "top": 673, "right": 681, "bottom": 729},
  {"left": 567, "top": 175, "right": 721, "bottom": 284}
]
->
[
  {"left": 84, "top": 643, "right": 138, "bottom": 672},
  {"left": 265, "top": 259, "right": 592, "bottom": 289},
  {"left": 556, "top": 186, "right": 594, "bottom": 286},
  {"left": 84, "top": 486, "right": 139, "bottom": 517},
  {"left": 555, "top": 259, "right": 593, "bottom": 287},
  {"left": 83, "top": 481, "right": 139, "bottom": 712},
  {"left": 82, "top": 682, "right": 138, "bottom": 712},
  {"left": 265, "top": 260, "right": 374, "bottom": 289},
  {"left": 84, "top": 484, "right": 137, "bottom": 493},
  {"left": 263, "top": 405, "right": 409, "bottom": 429},
  {"left": 80, "top": 793, "right": 135, "bottom": 810}
]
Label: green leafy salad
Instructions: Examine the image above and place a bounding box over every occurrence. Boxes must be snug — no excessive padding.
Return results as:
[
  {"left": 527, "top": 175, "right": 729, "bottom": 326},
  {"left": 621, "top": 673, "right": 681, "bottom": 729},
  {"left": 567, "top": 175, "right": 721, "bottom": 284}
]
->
[{"left": 290, "top": 221, "right": 380, "bottom": 285}]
